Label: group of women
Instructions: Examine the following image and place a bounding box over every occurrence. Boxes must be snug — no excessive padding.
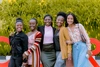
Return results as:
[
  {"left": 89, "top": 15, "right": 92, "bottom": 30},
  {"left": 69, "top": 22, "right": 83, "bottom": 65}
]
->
[{"left": 8, "top": 12, "right": 92, "bottom": 67}]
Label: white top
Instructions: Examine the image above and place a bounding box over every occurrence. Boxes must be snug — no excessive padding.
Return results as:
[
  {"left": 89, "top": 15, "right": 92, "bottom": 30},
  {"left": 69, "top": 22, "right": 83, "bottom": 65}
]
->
[{"left": 67, "top": 23, "right": 91, "bottom": 50}]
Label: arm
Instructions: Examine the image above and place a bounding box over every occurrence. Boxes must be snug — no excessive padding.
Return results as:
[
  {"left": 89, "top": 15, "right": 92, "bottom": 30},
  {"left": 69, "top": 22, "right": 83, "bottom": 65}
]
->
[
  {"left": 21, "top": 35, "right": 28, "bottom": 53},
  {"left": 25, "top": 32, "right": 42, "bottom": 56},
  {"left": 79, "top": 24, "right": 91, "bottom": 50},
  {"left": 63, "top": 27, "right": 72, "bottom": 54},
  {"left": 60, "top": 27, "right": 72, "bottom": 54},
  {"left": 9, "top": 36, "right": 13, "bottom": 46},
  {"left": 9, "top": 32, "right": 15, "bottom": 46},
  {"left": 37, "top": 26, "right": 43, "bottom": 51}
]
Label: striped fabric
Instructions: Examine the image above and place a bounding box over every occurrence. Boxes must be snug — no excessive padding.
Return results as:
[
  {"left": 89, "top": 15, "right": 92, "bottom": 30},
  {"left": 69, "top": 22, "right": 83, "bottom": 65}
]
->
[{"left": 26, "top": 31, "right": 42, "bottom": 67}]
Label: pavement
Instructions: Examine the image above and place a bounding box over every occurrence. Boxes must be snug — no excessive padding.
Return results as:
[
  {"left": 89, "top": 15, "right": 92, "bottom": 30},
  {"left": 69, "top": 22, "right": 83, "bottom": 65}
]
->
[{"left": 0, "top": 56, "right": 100, "bottom": 67}]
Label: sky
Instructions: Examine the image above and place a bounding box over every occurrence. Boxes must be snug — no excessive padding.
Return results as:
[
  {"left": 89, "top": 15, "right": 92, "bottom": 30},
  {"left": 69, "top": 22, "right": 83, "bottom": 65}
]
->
[{"left": 0, "top": 0, "right": 2, "bottom": 4}]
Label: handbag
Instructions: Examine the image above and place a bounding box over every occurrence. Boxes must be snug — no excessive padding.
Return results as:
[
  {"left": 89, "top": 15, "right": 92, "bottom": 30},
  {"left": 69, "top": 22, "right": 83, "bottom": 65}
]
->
[{"left": 78, "top": 24, "right": 86, "bottom": 43}]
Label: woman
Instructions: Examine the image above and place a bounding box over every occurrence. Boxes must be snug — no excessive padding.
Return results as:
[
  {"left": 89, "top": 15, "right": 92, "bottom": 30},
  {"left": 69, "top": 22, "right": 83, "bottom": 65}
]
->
[
  {"left": 66, "top": 13, "right": 92, "bottom": 67},
  {"left": 54, "top": 12, "right": 72, "bottom": 67},
  {"left": 9, "top": 18, "right": 28, "bottom": 67},
  {"left": 23, "top": 18, "right": 42, "bottom": 67},
  {"left": 38, "top": 14, "right": 56, "bottom": 67}
]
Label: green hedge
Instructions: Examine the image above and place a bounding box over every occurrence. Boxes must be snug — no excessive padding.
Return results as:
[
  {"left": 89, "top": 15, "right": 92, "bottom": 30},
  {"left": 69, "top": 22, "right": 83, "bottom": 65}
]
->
[{"left": 0, "top": 0, "right": 100, "bottom": 55}]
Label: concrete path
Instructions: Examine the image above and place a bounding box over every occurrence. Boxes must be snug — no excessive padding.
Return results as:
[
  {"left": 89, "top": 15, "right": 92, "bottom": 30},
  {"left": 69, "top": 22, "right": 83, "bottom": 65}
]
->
[{"left": 0, "top": 56, "right": 100, "bottom": 67}]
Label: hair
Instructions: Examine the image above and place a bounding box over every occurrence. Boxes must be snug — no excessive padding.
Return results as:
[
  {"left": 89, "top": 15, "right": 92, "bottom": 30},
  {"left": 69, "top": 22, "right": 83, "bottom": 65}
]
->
[
  {"left": 56, "top": 12, "right": 67, "bottom": 21},
  {"left": 16, "top": 18, "right": 23, "bottom": 23},
  {"left": 30, "top": 18, "right": 38, "bottom": 24},
  {"left": 65, "top": 13, "right": 79, "bottom": 27},
  {"left": 43, "top": 14, "right": 53, "bottom": 26},
  {"left": 43, "top": 14, "right": 53, "bottom": 20}
]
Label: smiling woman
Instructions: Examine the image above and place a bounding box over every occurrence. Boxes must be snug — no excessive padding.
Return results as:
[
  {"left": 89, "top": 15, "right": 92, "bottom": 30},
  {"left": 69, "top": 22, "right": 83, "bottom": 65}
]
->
[
  {"left": 0, "top": 36, "right": 43, "bottom": 67},
  {"left": 38, "top": 14, "right": 56, "bottom": 67},
  {"left": 22, "top": 18, "right": 42, "bottom": 67},
  {"left": 8, "top": 18, "right": 28, "bottom": 67}
]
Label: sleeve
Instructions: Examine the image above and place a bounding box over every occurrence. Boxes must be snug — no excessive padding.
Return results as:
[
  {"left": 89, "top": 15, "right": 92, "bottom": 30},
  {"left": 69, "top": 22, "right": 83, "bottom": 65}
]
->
[
  {"left": 9, "top": 36, "right": 13, "bottom": 46},
  {"left": 25, "top": 32, "right": 42, "bottom": 55},
  {"left": 21, "top": 35, "right": 28, "bottom": 53},
  {"left": 63, "top": 28, "right": 72, "bottom": 53},
  {"left": 37, "top": 26, "right": 43, "bottom": 51},
  {"left": 60, "top": 27, "right": 72, "bottom": 54},
  {"left": 79, "top": 24, "right": 91, "bottom": 50}
]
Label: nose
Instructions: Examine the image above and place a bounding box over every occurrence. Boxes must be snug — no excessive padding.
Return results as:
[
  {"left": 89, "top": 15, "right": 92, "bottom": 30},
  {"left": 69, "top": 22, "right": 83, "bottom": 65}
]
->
[
  {"left": 18, "top": 26, "right": 21, "bottom": 28},
  {"left": 58, "top": 20, "right": 61, "bottom": 23}
]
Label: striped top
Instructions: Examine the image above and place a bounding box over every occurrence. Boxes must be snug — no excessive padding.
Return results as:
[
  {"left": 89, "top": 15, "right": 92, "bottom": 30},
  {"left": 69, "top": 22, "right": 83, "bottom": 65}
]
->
[{"left": 26, "top": 31, "right": 42, "bottom": 55}]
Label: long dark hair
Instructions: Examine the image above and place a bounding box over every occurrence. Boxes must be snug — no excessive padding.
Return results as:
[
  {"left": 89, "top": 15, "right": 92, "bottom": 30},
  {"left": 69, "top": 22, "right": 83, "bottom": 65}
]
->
[
  {"left": 65, "top": 13, "right": 79, "bottom": 27},
  {"left": 44, "top": 14, "right": 53, "bottom": 26}
]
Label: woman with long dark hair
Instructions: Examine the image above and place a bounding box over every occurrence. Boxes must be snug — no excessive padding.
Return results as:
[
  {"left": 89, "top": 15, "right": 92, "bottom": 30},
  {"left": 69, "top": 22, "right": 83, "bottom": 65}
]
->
[{"left": 66, "top": 13, "right": 92, "bottom": 67}]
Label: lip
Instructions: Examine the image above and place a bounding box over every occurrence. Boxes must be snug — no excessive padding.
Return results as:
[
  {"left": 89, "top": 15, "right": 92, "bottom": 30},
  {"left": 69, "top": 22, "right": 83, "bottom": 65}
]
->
[
  {"left": 46, "top": 22, "right": 50, "bottom": 24},
  {"left": 17, "top": 28, "right": 22, "bottom": 31},
  {"left": 68, "top": 21, "right": 72, "bottom": 22},
  {"left": 17, "top": 28, "right": 21, "bottom": 29},
  {"left": 30, "top": 26, "right": 35, "bottom": 28},
  {"left": 57, "top": 22, "right": 62, "bottom": 26},
  {"left": 30, "top": 26, "right": 35, "bottom": 29}
]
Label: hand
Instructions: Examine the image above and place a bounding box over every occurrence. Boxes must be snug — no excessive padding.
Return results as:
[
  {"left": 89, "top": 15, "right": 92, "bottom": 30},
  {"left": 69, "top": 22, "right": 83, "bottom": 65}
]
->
[
  {"left": 22, "top": 62, "right": 27, "bottom": 67},
  {"left": 66, "top": 41, "right": 73, "bottom": 44},
  {"left": 68, "top": 53, "right": 72, "bottom": 60},
  {"left": 23, "top": 53, "right": 28, "bottom": 60},
  {"left": 87, "top": 50, "right": 92, "bottom": 57},
  {"left": 10, "top": 32, "right": 14, "bottom": 36}
]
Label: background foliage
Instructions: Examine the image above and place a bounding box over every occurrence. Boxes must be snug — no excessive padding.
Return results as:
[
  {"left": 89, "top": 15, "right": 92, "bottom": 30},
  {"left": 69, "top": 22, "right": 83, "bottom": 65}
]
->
[{"left": 0, "top": 0, "right": 100, "bottom": 55}]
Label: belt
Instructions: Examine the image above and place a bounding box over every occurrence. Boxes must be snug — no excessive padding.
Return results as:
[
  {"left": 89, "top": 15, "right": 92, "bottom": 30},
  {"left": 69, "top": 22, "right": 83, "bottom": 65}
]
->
[{"left": 42, "top": 43, "right": 54, "bottom": 52}]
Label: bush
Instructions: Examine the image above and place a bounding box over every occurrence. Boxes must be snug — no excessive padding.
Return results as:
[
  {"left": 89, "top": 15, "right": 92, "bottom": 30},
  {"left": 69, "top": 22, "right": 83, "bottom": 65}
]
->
[{"left": 0, "top": 0, "right": 100, "bottom": 55}]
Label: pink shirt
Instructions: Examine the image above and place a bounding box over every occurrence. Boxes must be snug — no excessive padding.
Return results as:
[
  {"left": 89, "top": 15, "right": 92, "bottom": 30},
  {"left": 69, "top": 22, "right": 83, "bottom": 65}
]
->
[
  {"left": 67, "top": 23, "right": 91, "bottom": 50},
  {"left": 43, "top": 26, "right": 53, "bottom": 44}
]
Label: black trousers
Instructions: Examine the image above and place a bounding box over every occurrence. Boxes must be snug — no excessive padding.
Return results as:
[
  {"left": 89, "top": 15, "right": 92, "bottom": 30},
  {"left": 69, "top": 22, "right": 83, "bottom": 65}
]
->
[{"left": 8, "top": 56, "right": 23, "bottom": 67}]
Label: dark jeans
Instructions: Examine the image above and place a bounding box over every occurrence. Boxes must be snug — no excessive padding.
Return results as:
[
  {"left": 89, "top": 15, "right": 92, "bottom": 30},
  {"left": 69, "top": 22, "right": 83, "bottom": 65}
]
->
[{"left": 8, "top": 56, "right": 23, "bottom": 67}]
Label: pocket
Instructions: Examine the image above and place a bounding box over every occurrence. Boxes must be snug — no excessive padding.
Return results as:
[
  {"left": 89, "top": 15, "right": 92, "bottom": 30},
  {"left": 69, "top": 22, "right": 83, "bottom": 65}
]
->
[{"left": 73, "top": 43, "right": 79, "bottom": 49}]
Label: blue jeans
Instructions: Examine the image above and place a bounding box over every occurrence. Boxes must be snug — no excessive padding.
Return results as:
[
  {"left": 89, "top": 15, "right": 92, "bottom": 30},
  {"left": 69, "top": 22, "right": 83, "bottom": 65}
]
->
[
  {"left": 8, "top": 56, "right": 22, "bottom": 67},
  {"left": 54, "top": 51, "right": 66, "bottom": 67},
  {"left": 73, "top": 41, "right": 89, "bottom": 67}
]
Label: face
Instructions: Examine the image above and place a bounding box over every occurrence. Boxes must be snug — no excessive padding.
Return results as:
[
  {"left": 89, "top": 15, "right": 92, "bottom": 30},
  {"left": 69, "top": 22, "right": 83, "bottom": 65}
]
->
[
  {"left": 56, "top": 16, "right": 64, "bottom": 27},
  {"left": 16, "top": 22, "right": 23, "bottom": 32},
  {"left": 67, "top": 15, "right": 74, "bottom": 25},
  {"left": 29, "top": 20, "right": 37, "bottom": 31},
  {"left": 44, "top": 16, "right": 52, "bottom": 26}
]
